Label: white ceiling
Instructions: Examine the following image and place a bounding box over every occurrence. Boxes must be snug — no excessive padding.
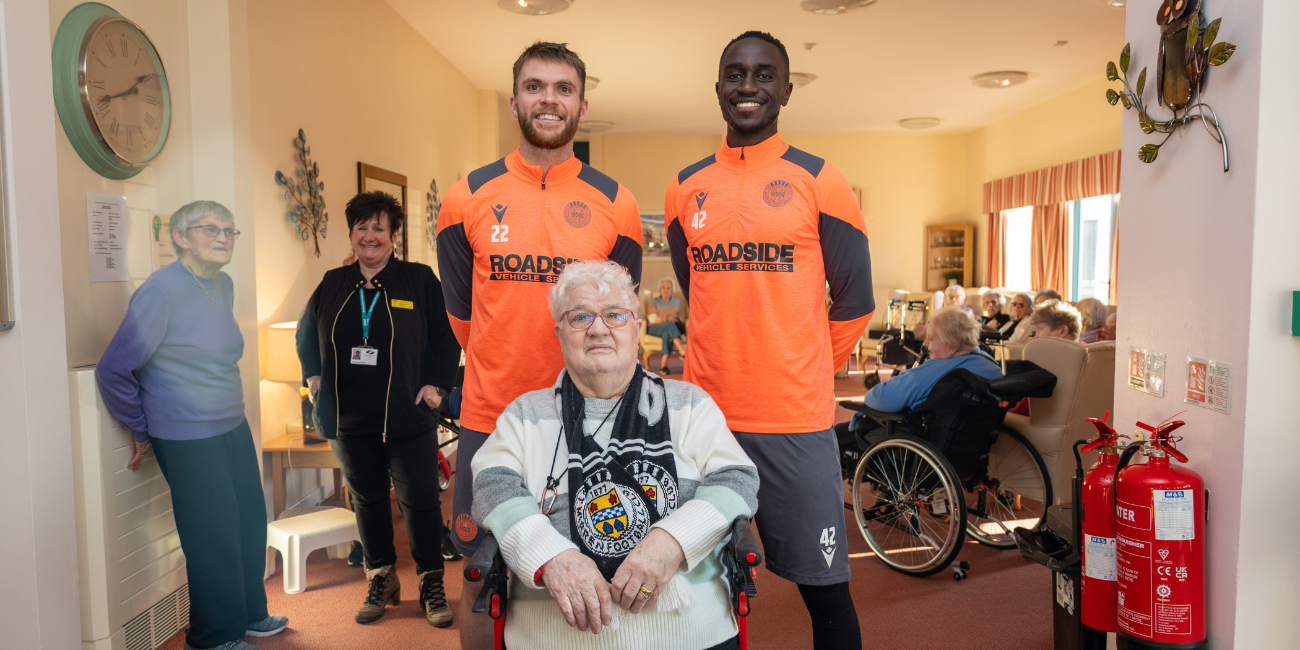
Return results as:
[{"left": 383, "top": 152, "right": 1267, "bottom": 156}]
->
[{"left": 386, "top": 0, "right": 1126, "bottom": 135}]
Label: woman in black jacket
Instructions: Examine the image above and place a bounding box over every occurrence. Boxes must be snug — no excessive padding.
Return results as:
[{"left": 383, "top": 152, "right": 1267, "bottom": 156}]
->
[{"left": 297, "top": 192, "right": 460, "bottom": 628}]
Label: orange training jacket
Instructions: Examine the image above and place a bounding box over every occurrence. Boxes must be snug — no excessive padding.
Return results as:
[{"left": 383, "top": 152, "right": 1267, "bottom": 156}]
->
[
  {"left": 665, "top": 134, "right": 874, "bottom": 433},
  {"left": 437, "top": 149, "right": 643, "bottom": 433}
]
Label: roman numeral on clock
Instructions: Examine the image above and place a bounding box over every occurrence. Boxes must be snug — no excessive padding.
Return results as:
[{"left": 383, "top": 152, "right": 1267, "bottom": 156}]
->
[
  {"left": 145, "top": 94, "right": 160, "bottom": 106},
  {"left": 143, "top": 113, "right": 156, "bottom": 130}
]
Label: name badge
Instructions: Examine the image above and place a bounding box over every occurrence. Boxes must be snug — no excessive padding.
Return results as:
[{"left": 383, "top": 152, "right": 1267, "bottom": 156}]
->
[
  {"left": 391, "top": 299, "right": 414, "bottom": 309},
  {"left": 350, "top": 347, "right": 378, "bottom": 366}
]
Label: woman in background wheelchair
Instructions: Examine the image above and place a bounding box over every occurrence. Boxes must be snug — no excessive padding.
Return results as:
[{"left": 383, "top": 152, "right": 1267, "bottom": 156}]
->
[{"left": 837, "top": 307, "right": 1055, "bottom": 580}]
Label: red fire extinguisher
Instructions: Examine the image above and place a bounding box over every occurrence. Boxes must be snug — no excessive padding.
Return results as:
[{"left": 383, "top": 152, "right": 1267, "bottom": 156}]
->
[
  {"left": 1114, "top": 417, "right": 1206, "bottom": 649},
  {"left": 1078, "top": 411, "right": 1121, "bottom": 635}
]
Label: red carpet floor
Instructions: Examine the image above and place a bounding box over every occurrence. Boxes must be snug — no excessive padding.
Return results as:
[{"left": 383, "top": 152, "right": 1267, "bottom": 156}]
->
[{"left": 163, "top": 365, "right": 1053, "bottom": 649}]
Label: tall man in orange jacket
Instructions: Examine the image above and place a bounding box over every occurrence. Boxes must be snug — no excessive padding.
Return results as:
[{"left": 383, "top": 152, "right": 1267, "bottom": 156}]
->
[
  {"left": 436, "top": 42, "right": 642, "bottom": 647},
  {"left": 665, "top": 31, "right": 873, "bottom": 649}
]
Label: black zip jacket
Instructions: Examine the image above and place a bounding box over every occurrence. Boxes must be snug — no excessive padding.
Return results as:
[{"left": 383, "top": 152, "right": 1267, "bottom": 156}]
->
[{"left": 296, "top": 257, "right": 460, "bottom": 440}]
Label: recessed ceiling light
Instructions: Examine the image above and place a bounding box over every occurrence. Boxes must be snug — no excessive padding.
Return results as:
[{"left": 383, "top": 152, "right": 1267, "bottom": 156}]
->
[
  {"left": 498, "top": 0, "right": 572, "bottom": 16},
  {"left": 803, "top": 42, "right": 817, "bottom": 51},
  {"left": 585, "top": 76, "right": 599, "bottom": 91},
  {"left": 971, "top": 71, "right": 1029, "bottom": 89},
  {"left": 1108, "top": 0, "right": 1126, "bottom": 7},
  {"left": 577, "top": 120, "right": 614, "bottom": 133},
  {"left": 800, "top": 0, "right": 877, "bottom": 14},
  {"left": 1055, "top": 40, "right": 1069, "bottom": 46},
  {"left": 789, "top": 72, "right": 817, "bottom": 89},
  {"left": 898, "top": 117, "right": 941, "bottom": 130}
]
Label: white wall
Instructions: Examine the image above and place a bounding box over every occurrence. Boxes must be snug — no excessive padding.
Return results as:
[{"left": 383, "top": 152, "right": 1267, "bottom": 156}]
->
[
  {"left": 0, "top": 0, "right": 85, "bottom": 646},
  {"left": 1111, "top": 0, "right": 1300, "bottom": 646}
]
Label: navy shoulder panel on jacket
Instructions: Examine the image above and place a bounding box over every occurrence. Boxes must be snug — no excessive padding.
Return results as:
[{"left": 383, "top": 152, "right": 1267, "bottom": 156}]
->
[
  {"left": 577, "top": 163, "right": 619, "bottom": 203},
  {"left": 781, "top": 146, "right": 825, "bottom": 178},
  {"left": 677, "top": 154, "right": 717, "bottom": 184},
  {"left": 467, "top": 158, "right": 509, "bottom": 194}
]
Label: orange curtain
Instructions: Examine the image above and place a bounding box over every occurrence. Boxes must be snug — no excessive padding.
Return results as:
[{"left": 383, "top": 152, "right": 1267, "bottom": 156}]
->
[
  {"left": 1031, "top": 203, "right": 1069, "bottom": 294},
  {"left": 986, "top": 211, "right": 1005, "bottom": 288},
  {"left": 982, "top": 151, "right": 1122, "bottom": 213}
]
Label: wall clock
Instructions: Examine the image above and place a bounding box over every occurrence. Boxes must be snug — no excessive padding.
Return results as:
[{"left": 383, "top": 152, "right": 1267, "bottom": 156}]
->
[{"left": 53, "top": 3, "right": 172, "bottom": 179}]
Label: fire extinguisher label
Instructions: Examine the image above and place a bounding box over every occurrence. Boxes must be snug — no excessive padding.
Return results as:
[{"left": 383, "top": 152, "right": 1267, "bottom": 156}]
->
[
  {"left": 1153, "top": 490, "right": 1195, "bottom": 540},
  {"left": 1084, "top": 535, "right": 1117, "bottom": 581}
]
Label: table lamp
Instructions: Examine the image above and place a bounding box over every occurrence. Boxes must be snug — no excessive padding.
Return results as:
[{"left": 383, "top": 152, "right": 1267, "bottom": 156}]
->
[{"left": 267, "top": 321, "right": 321, "bottom": 441}]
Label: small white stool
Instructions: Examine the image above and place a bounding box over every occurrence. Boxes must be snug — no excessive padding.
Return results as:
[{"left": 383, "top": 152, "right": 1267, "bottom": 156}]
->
[{"left": 265, "top": 507, "right": 360, "bottom": 594}]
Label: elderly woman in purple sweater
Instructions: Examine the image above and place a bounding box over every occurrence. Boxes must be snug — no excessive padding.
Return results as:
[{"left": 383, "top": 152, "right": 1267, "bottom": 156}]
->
[{"left": 96, "top": 201, "right": 285, "bottom": 650}]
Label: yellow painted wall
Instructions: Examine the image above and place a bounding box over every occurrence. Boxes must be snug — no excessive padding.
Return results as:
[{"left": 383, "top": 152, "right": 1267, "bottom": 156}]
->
[{"left": 248, "top": 0, "right": 484, "bottom": 457}]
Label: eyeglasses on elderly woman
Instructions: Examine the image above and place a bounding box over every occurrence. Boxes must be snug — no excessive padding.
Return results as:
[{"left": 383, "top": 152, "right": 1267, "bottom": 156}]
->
[{"left": 560, "top": 308, "right": 635, "bottom": 330}]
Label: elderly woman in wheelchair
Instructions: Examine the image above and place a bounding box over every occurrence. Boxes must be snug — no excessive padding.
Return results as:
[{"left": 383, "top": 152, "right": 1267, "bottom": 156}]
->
[
  {"left": 837, "top": 307, "right": 1056, "bottom": 580},
  {"left": 468, "top": 261, "right": 760, "bottom": 650}
]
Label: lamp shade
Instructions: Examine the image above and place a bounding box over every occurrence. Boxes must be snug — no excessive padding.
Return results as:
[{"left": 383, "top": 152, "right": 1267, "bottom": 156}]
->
[{"left": 266, "top": 321, "right": 303, "bottom": 384}]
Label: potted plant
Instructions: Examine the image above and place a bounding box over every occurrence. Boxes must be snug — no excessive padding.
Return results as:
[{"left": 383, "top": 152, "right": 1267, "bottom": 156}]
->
[{"left": 944, "top": 271, "right": 961, "bottom": 287}]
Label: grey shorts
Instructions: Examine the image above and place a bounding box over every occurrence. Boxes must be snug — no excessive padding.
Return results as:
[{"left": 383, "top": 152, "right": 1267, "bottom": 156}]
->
[
  {"left": 733, "top": 428, "right": 852, "bottom": 586},
  {"left": 451, "top": 427, "right": 490, "bottom": 557}
]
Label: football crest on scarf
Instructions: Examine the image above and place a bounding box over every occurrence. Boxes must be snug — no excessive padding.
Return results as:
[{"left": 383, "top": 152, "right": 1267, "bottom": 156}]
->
[
  {"left": 574, "top": 468, "right": 651, "bottom": 556},
  {"left": 628, "top": 458, "right": 678, "bottom": 516}
]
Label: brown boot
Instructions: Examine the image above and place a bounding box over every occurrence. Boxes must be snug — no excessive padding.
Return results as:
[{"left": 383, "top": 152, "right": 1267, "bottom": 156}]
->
[
  {"left": 418, "top": 569, "right": 453, "bottom": 628},
  {"left": 354, "top": 564, "right": 400, "bottom": 624}
]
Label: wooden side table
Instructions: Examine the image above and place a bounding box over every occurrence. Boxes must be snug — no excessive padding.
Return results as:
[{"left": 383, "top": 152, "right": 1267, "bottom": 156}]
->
[{"left": 263, "top": 433, "right": 349, "bottom": 519}]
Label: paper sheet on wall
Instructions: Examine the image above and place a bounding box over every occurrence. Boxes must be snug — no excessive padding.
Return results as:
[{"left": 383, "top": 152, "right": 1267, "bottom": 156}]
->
[
  {"left": 1127, "top": 346, "right": 1166, "bottom": 397},
  {"left": 1184, "top": 356, "right": 1231, "bottom": 414},
  {"left": 149, "top": 209, "right": 176, "bottom": 272},
  {"left": 87, "top": 192, "right": 128, "bottom": 282}
]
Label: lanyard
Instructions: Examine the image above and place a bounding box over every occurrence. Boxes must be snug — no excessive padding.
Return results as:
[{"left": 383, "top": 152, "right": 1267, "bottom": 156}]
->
[
  {"left": 359, "top": 288, "right": 381, "bottom": 346},
  {"left": 540, "top": 391, "right": 624, "bottom": 515}
]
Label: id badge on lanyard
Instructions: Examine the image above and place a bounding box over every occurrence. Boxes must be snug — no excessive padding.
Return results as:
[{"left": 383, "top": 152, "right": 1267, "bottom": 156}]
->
[{"left": 351, "top": 288, "right": 381, "bottom": 366}]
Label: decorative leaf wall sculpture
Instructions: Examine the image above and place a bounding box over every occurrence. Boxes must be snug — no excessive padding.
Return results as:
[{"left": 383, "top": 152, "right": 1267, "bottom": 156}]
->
[{"left": 275, "top": 128, "right": 329, "bottom": 256}]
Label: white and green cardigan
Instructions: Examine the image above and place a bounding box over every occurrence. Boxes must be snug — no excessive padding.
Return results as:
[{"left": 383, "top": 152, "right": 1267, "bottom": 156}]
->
[{"left": 471, "top": 371, "right": 759, "bottom": 650}]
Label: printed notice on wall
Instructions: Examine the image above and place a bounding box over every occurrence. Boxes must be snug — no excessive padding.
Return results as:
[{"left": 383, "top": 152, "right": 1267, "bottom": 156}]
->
[
  {"left": 1128, "top": 347, "right": 1166, "bottom": 397},
  {"left": 1185, "top": 356, "right": 1231, "bottom": 414},
  {"left": 149, "top": 210, "right": 176, "bottom": 272},
  {"left": 87, "top": 192, "right": 128, "bottom": 282}
]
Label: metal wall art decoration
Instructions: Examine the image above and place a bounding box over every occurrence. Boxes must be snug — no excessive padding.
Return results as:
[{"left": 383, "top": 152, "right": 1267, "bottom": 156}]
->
[
  {"left": 275, "top": 128, "right": 329, "bottom": 256},
  {"left": 426, "top": 178, "right": 441, "bottom": 251},
  {"left": 1106, "top": 0, "right": 1236, "bottom": 171}
]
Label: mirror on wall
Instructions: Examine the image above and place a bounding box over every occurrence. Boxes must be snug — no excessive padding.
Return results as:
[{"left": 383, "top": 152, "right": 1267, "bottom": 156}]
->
[{"left": 357, "top": 162, "right": 408, "bottom": 260}]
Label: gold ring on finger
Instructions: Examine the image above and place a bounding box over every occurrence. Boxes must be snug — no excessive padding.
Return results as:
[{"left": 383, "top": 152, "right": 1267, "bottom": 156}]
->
[{"left": 638, "top": 586, "right": 655, "bottom": 599}]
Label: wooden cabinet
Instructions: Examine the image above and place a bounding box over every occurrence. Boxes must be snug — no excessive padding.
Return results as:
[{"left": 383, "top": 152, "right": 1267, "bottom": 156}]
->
[{"left": 925, "top": 224, "right": 974, "bottom": 292}]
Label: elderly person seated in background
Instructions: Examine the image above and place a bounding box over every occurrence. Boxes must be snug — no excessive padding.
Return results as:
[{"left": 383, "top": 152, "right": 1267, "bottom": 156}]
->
[
  {"left": 1005, "top": 292, "right": 1035, "bottom": 344},
  {"left": 915, "top": 285, "right": 975, "bottom": 341},
  {"left": 1074, "top": 297, "right": 1109, "bottom": 344},
  {"left": 863, "top": 307, "right": 1003, "bottom": 414},
  {"left": 646, "top": 277, "right": 688, "bottom": 375},
  {"left": 471, "top": 260, "right": 758, "bottom": 649},
  {"left": 980, "top": 290, "right": 1010, "bottom": 330},
  {"left": 1099, "top": 311, "right": 1117, "bottom": 342},
  {"left": 1034, "top": 288, "right": 1063, "bottom": 306},
  {"left": 1030, "top": 299, "right": 1083, "bottom": 342}
]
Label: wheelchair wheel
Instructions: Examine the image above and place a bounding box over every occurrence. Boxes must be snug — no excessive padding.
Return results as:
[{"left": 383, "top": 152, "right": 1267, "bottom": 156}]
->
[
  {"left": 851, "top": 434, "right": 966, "bottom": 576},
  {"left": 963, "top": 426, "right": 1052, "bottom": 548}
]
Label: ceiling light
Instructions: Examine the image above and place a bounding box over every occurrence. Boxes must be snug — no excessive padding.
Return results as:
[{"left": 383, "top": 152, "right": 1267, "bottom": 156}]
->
[
  {"left": 577, "top": 120, "right": 614, "bottom": 133},
  {"left": 789, "top": 72, "right": 817, "bottom": 89},
  {"left": 1108, "top": 0, "right": 1126, "bottom": 6},
  {"left": 1055, "top": 40, "right": 1069, "bottom": 46},
  {"left": 898, "top": 117, "right": 941, "bottom": 130},
  {"left": 971, "top": 71, "right": 1029, "bottom": 89},
  {"left": 585, "top": 76, "right": 599, "bottom": 91},
  {"left": 800, "top": 0, "right": 877, "bottom": 14},
  {"left": 803, "top": 43, "right": 817, "bottom": 50},
  {"left": 498, "top": 0, "right": 572, "bottom": 16}
]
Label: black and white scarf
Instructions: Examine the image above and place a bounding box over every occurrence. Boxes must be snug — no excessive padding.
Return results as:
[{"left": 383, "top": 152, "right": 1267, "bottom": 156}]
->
[{"left": 557, "top": 367, "right": 679, "bottom": 581}]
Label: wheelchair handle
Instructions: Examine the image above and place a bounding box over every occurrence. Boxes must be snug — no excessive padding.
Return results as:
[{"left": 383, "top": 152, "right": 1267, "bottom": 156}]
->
[
  {"left": 464, "top": 533, "right": 499, "bottom": 582},
  {"left": 730, "top": 518, "right": 763, "bottom": 568}
]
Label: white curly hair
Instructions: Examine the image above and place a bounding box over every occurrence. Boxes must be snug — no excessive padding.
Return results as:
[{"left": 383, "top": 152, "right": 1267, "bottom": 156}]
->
[{"left": 548, "top": 260, "right": 640, "bottom": 322}]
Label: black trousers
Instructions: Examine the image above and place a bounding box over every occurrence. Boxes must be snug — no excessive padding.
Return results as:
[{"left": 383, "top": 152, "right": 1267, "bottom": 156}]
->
[
  {"left": 330, "top": 431, "right": 444, "bottom": 574},
  {"left": 151, "top": 420, "right": 268, "bottom": 649}
]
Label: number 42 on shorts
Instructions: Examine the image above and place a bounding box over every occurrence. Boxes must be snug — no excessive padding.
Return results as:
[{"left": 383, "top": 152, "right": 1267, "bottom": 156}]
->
[{"left": 819, "top": 527, "right": 837, "bottom": 567}]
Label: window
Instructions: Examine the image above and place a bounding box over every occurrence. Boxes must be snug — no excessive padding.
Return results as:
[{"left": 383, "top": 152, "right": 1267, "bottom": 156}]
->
[
  {"left": 1002, "top": 206, "right": 1033, "bottom": 291},
  {"left": 1071, "top": 194, "right": 1118, "bottom": 301}
]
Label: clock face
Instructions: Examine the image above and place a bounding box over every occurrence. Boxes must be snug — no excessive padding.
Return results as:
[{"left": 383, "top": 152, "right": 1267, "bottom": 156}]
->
[{"left": 82, "top": 19, "right": 166, "bottom": 162}]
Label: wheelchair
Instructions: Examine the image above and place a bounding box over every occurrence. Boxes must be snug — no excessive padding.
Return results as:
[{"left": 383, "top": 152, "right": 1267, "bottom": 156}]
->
[
  {"left": 465, "top": 518, "right": 764, "bottom": 650},
  {"left": 865, "top": 297, "right": 930, "bottom": 389},
  {"left": 837, "top": 363, "right": 1056, "bottom": 580}
]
